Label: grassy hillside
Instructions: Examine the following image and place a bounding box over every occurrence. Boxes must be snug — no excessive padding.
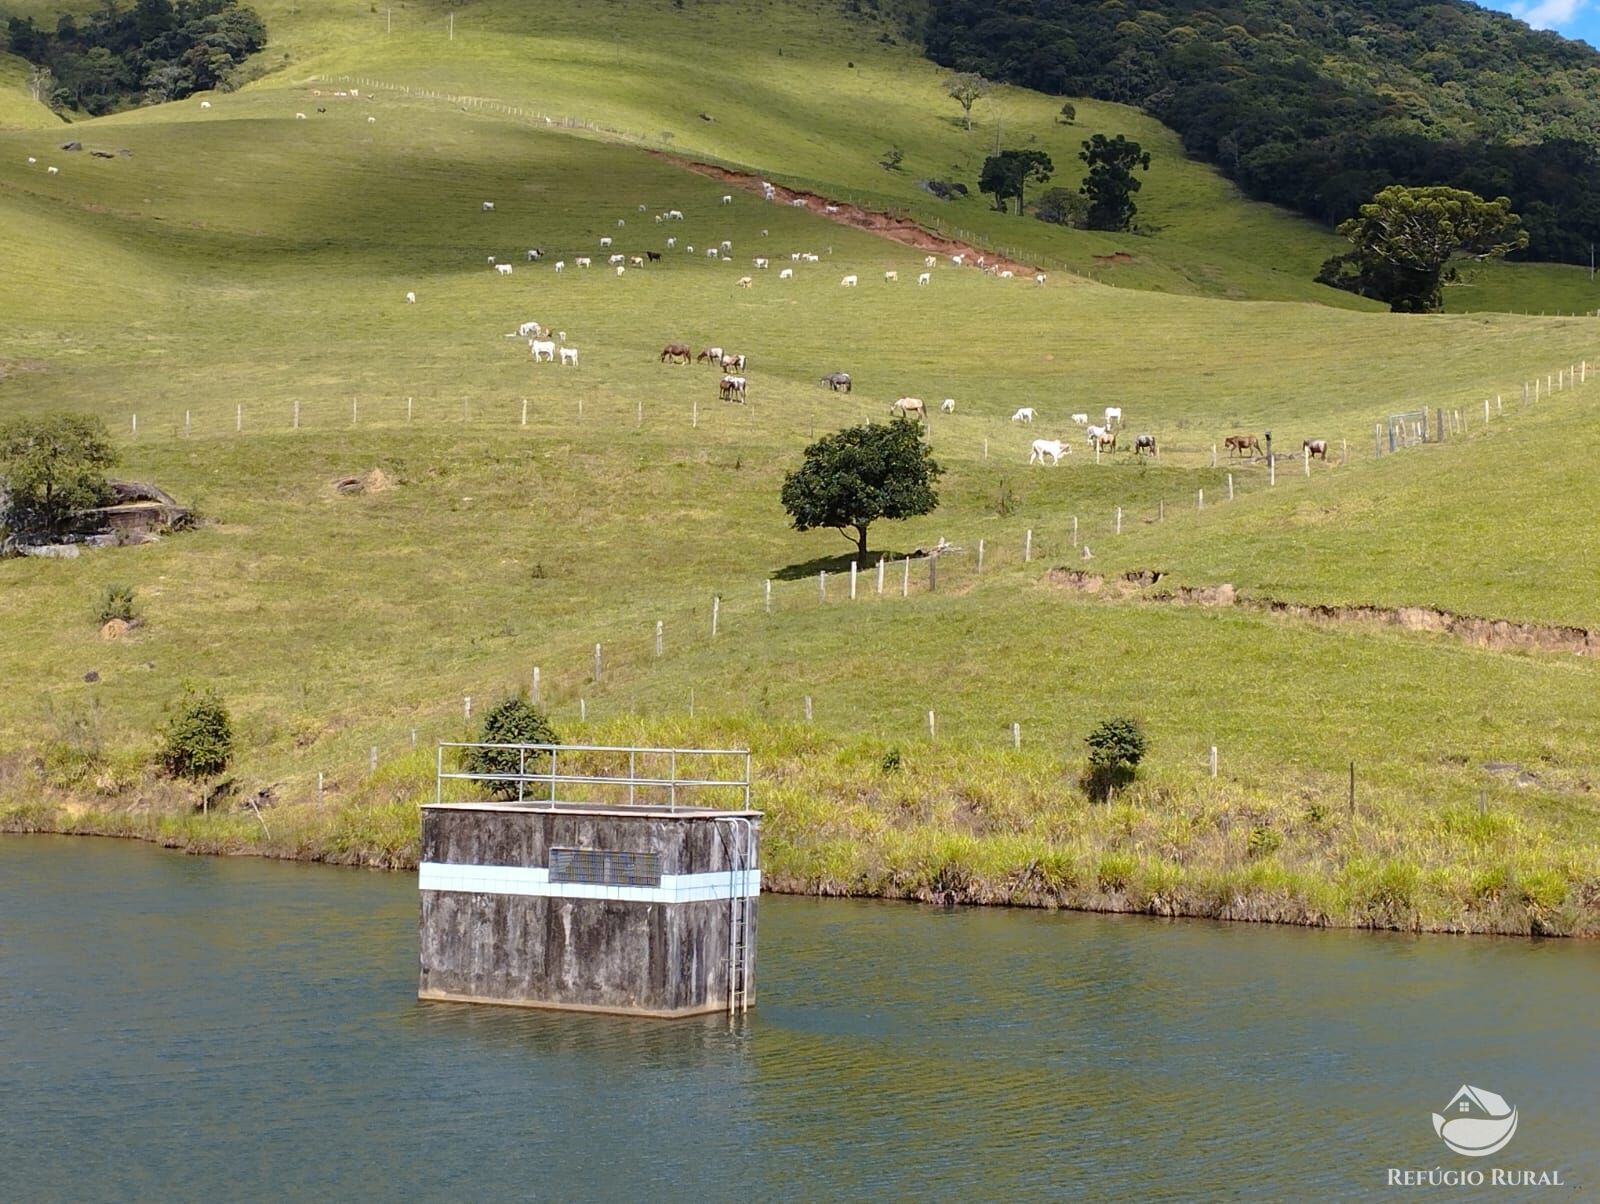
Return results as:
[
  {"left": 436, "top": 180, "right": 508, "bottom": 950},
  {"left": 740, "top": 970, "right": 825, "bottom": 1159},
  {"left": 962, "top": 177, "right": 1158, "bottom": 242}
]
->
[
  {"left": 1, "top": 1, "right": 1598, "bottom": 932},
  {"left": 0, "top": 50, "right": 59, "bottom": 129}
]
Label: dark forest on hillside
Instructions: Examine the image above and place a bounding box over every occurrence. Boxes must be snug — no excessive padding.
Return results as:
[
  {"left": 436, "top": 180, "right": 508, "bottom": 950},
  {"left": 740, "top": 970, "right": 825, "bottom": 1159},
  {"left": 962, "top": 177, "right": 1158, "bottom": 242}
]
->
[
  {"left": 4, "top": 0, "right": 266, "bottom": 114},
  {"left": 923, "top": 0, "right": 1600, "bottom": 263}
]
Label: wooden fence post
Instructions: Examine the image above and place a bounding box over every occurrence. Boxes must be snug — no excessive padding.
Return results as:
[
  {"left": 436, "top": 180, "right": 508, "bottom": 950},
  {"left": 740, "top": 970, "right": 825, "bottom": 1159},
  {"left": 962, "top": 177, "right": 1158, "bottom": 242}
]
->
[
  {"left": 593, "top": 643, "right": 601, "bottom": 682},
  {"left": 765, "top": 579, "right": 772, "bottom": 613},
  {"left": 1228, "top": 473, "right": 1234, "bottom": 501},
  {"left": 902, "top": 558, "right": 910, "bottom": 597},
  {"left": 1209, "top": 745, "right": 1218, "bottom": 777},
  {"left": 1115, "top": 506, "right": 1122, "bottom": 534},
  {"left": 876, "top": 558, "right": 885, "bottom": 595},
  {"left": 1024, "top": 529, "right": 1032, "bottom": 562},
  {"left": 850, "top": 561, "right": 858, "bottom": 600},
  {"left": 532, "top": 666, "right": 540, "bottom": 705},
  {"left": 1012, "top": 722, "right": 1021, "bottom": 750},
  {"left": 819, "top": 570, "right": 827, "bottom": 601},
  {"left": 656, "top": 619, "right": 664, "bottom": 656},
  {"left": 977, "top": 539, "right": 985, "bottom": 573},
  {"left": 711, "top": 595, "right": 720, "bottom": 637},
  {"left": 804, "top": 695, "right": 812, "bottom": 722},
  {"left": 1197, "top": 488, "right": 1204, "bottom": 510}
]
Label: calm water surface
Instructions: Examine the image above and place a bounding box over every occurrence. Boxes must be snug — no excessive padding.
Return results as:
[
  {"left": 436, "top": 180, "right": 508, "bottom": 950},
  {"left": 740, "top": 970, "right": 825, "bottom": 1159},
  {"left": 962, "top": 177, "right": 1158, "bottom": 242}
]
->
[{"left": 1, "top": 837, "right": 1595, "bottom": 1201}]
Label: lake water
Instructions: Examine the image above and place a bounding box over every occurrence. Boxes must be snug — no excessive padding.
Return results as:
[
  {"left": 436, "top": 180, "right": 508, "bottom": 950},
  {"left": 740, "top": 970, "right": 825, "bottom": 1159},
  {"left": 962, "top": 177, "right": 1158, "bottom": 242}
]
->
[{"left": 2, "top": 836, "right": 1595, "bottom": 1200}]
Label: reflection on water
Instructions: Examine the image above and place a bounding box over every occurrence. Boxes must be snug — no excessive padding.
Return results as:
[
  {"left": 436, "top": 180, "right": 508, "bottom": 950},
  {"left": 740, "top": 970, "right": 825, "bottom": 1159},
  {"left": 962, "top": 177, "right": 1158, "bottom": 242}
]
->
[{"left": 2, "top": 837, "right": 1595, "bottom": 1200}]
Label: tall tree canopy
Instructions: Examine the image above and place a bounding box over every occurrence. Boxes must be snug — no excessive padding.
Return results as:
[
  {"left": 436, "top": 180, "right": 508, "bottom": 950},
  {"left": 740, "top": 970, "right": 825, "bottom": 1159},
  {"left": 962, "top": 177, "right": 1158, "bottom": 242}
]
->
[
  {"left": 1318, "top": 186, "right": 1527, "bottom": 312},
  {"left": 780, "top": 420, "right": 942, "bottom": 559},
  {"left": 979, "top": 149, "right": 1054, "bottom": 216},
  {"left": 1079, "top": 134, "right": 1151, "bottom": 232},
  {"left": 942, "top": 71, "right": 992, "bottom": 131},
  {"left": 0, "top": 414, "right": 116, "bottom": 541},
  {"left": 923, "top": 0, "right": 1600, "bottom": 264}
]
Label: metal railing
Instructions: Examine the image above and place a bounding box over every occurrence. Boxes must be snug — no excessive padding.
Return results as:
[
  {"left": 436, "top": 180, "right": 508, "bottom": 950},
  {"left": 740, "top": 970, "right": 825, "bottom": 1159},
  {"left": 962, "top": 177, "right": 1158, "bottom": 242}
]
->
[{"left": 434, "top": 742, "right": 751, "bottom": 811}]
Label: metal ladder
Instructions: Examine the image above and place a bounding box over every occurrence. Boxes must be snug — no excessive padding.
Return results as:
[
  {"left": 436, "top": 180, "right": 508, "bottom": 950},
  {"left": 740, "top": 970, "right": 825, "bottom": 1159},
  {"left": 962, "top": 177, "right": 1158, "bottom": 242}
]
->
[{"left": 719, "top": 817, "right": 755, "bottom": 1015}]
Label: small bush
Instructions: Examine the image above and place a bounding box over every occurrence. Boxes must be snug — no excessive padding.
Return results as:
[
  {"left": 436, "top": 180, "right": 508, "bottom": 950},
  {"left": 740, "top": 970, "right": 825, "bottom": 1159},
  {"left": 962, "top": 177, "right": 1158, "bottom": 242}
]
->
[
  {"left": 1084, "top": 716, "right": 1147, "bottom": 800},
  {"left": 880, "top": 145, "right": 904, "bottom": 171},
  {"left": 880, "top": 746, "right": 904, "bottom": 774},
  {"left": 159, "top": 685, "right": 233, "bottom": 780},
  {"left": 1058, "top": 101, "right": 1076, "bottom": 124},
  {"left": 96, "top": 582, "right": 137, "bottom": 625},
  {"left": 463, "top": 696, "right": 560, "bottom": 798},
  {"left": 1246, "top": 826, "right": 1282, "bottom": 860}
]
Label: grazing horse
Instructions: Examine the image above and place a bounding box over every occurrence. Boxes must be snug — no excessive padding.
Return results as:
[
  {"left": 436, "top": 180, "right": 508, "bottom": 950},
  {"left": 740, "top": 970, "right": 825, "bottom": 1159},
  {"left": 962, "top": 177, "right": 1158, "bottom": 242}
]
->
[
  {"left": 1225, "top": 434, "right": 1262, "bottom": 459},
  {"left": 1086, "top": 425, "right": 1116, "bottom": 450},
  {"left": 1133, "top": 434, "right": 1157, "bottom": 456},
  {"left": 1303, "top": 438, "right": 1328, "bottom": 460},
  {"left": 891, "top": 397, "right": 926, "bottom": 421},
  {"left": 719, "top": 374, "right": 747, "bottom": 403},
  {"left": 697, "top": 346, "right": 724, "bottom": 364},
  {"left": 660, "top": 343, "right": 692, "bottom": 364},
  {"left": 1029, "top": 438, "right": 1068, "bottom": 465},
  {"left": 821, "top": 372, "right": 852, "bottom": 393}
]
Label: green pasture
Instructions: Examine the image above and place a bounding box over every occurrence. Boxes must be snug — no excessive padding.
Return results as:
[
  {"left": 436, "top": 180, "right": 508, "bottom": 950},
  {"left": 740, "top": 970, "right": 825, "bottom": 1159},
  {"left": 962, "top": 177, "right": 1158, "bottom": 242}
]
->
[{"left": 2, "top": 0, "right": 1599, "bottom": 929}]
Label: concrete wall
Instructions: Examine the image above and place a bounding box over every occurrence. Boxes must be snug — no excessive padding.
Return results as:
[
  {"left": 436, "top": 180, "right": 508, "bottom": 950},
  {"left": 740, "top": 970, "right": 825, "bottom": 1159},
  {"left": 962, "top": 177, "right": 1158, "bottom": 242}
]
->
[{"left": 418, "top": 807, "right": 758, "bottom": 1018}]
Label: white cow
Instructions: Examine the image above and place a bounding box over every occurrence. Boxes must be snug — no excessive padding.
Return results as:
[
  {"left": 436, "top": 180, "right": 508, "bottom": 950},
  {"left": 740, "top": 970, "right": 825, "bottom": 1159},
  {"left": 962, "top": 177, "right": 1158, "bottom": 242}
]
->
[
  {"left": 47, "top": 165, "right": 59, "bottom": 174},
  {"left": 529, "top": 339, "right": 556, "bottom": 361},
  {"left": 666, "top": 209, "right": 684, "bottom": 220},
  {"left": 576, "top": 256, "right": 591, "bottom": 268},
  {"left": 791, "top": 198, "right": 807, "bottom": 207},
  {"left": 1071, "top": 413, "right": 1089, "bottom": 425},
  {"left": 885, "top": 270, "right": 898, "bottom": 282},
  {"left": 1011, "top": 407, "right": 1035, "bottom": 424},
  {"left": 720, "top": 240, "right": 732, "bottom": 251},
  {"left": 791, "top": 252, "right": 803, "bottom": 261},
  {"left": 721, "top": 194, "right": 733, "bottom": 205},
  {"left": 630, "top": 256, "right": 644, "bottom": 267},
  {"left": 706, "top": 248, "right": 719, "bottom": 258},
  {"left": 559, "top": 346, "right": 579, "bottom": 366},
  {"left": 924, "top": 255, "right": 937, "bottom": 267},
  {"left": 481, "top": 200, "right": 494, "bottom": 210},
  {"left": 1030, "top": 439, "right": 1068, "bottom": 465},
  {"left": 824, "top": 203, "right": 840, "bottom": 214},
  {"left": 951, "top": 253, "right": 965, "bottom": 265},
  {"left": 940, "top": 399, "right": 955, "bottom": 413},
  {"left": 487, "top": 256, "right": 497, "bottom": 264},
  {"left": 779, "top": 268, "right": 794, "bottom": 279},
  {"left": 296, "top": 113, "right": 307, "bottom": 120},
  {"left": 609, "top": 253, "right": 625, "bottom": 264},
  {"left": 840, "top": 274, "right": 858, "bottom": 287},
  {"left": 554, "top": 260, "right": 565, "bottom": 272},
  {"left": 1000, "top": 270, "right": 1014, "bottom": 279},
  {"left": 917, "top": 272, "right": 931, "bottom": 286},
  {"left": 736, "top": 276, "right": 753, "bottom": 288},
  {"left": 600, "top": 236, "right": 612, "bottom": 248},
  {"left": 891, "top": 397, "right": 926, "bottom": 420},
  {"left": 199, "top": 100, "right": 211, "bottom": 109},
  {"left": 495, "top": 263, "right": 513, "bottom": 275},
  {"left": 802, "top": 253, "right": 820, "bottom": 262},
  {"left": 517, "top": 321, "right": 543, "bottom": 337},
  {"left": 1104, "top": 406, "right": 1122, "bottom": 426},
  {"left": 27, "top": 157, "right": 36, "bottom": 164},
  {"left": 754, "top": 257, "right": 769, "bottom": 269},
  {"left": 667, "top": 237, "right": 677, "bottom": 249},
  {"left": 1035, "top": 273, "right": 1047, "bottom": 285},
  {"left": 368, "top": 116, "right": 377, "bottom": 124},
  {"left": 405, "top": 291, "right": 416, "bottom": 304},
  {"left": 617, "top": 218, "right": 626, "bottom": 227},
  {"left": 616, "top": 265, "right": 626, "bottom": 276}
]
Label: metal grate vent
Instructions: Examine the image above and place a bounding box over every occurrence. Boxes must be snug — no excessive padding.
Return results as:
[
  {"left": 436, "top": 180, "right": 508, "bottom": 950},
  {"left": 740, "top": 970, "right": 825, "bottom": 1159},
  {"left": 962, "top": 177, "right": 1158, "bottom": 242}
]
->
[{"left": 548, "top": 847, "right": 662, "bottom": 888}]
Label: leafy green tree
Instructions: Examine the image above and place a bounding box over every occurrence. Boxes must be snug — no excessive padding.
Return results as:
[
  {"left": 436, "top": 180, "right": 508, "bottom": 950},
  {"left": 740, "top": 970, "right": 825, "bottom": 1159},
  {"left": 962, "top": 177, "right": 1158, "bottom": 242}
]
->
[
  {"left": 1057, "top": 101, "right": 1076, "bottom": 124},
  {"left": 464, "top": 697, "right": 560, "bottom": 799},
  {"left": 1079, "top": 134, "right": 1151, "bottom": 231},
  {"left": 159, "top": 684, "right": 233, "bottom": 780},
  {"left": 943, "top": 71, "right": 992, "bottom": 131},
  {"left": 780, "top": 420, "right": 942, "bottom": 559},
  {"left": 979, "top": 149, "right": 1054, "bottom": 215},
  {"left": 1084, "top": 716, "right": 1147, "bottom": 800},
  {"left": 1034, "top": 185, "right": 1087, "bottom": 227},
  {"left": 1319, "top": 185, "right": 1527, "bottom": 313},
  {"left": 0, "top": 414, "right": 115, "bottom": 542}
]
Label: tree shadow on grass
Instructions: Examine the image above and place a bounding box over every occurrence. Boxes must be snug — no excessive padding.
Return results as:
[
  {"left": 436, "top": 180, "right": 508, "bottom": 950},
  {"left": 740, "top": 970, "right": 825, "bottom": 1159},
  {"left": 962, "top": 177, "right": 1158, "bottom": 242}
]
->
[{"left": 772, "top": 549, "right": 922, "bottom": 580}]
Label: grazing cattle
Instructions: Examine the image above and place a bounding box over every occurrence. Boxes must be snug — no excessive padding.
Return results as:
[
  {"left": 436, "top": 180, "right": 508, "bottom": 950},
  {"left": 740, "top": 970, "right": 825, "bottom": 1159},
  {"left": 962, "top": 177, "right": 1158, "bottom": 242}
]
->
[
  {"left": 616, "top": 219, "right": 626, "bottom": 228},
  {"left": 488, "top": 256, "right": 497, "bottom": 264},
  {"left": 940, "top": 398, "right": 955, "bottom": 413},
  {"left": 802, "top": 253, "right": 820, "bottom": 262},
  {"left": 1071, "top": 413, "right": 1089, "bottom": 425},
  {"left": 891, "top": 398, "right": 926, "bottom": 421},
  {"left": 1087, "top": 426, "right": 1117, "bottom": 451},
  {"left": 1029, "top": 439, "right": 1068, "bottom": 465},
  {"left": 47, "top": 165, "right": 59, "bottom": 174},
  {"left": 529, "top": 339, "right": 556, "bottom": 362},
  {"left": 840, "top": 274, "right": 858, "bottom": 287},
  {"left": 666, "top": 237, "right": 677, "bottom": 249},
  {"left": 557, "top": 331, "right": 567, "bottom": 343},
  {"left": 1304, "top": 438, "right": 1328, "bottom": 460},
  {"left": 367, "top": 116, "right": 376, "bottom": 124},
  {"left": 559, "top": 346, "right": 579, "bottom": 366},
  {"left": 779, "top": 268, "right": 794, "bottom": 279},
  {"left": 609, "top": 254, "right": 625, "bottom": 264},
  {"left": 526, "top": 248, "right": 543, "bottom": 261},
  {"left": 736, "top": 276, "right": 753, "bottom": 288},
  {"left": 821, "top": 372, "right": 852, "bottom": 393},
  {"left": 1225, "top": 434, "right": 1262, "bottom": 459},
  {"left": 646, "top": 251, "right": 662, "bottom": 262},
  {"left": 706, "top": 248, "right": 719, "bottom": 258},
  {"left": 480, "top": 199, "right": 493, "bottom": 209},
  {"left": 719, "top": 374, "right": 748, "bottom": 403},
  {"left": 791, "top": 198, "right": 807, "bottom": 207},
  {"left": 600, "top": 236, "right": 612, "bottom": 248},
  {"left": 200, "top": 100, "right": 211, "bottom": 109},
  {"left": 720, "top": 240, "right": 732, "bottom": 251},
  {"left": 495, "top": 263, "right": 513, "bottom": 275},
  {"left": 616, "top": 265, "right": 626, "bottom": 276},
  {"left": 924, "top": 255, "right": 937, "bottom": 267},
  {"left": 405, "top": 291, "right": 416, "bottom": 304},
  {"left": 554, "top": 260, "right": 565, "bottom": 272},
  {"left": 518, "top": 321, "right": 543, "bottom": 337},
  {"left": 824, "top": 204, "right": 840, "bottom": 214},
  {"left": 1104, "top": 406, "right": 1122, "bottom": 426},
  {"left": 27, "top": 157, "right": 36, "bottom": 164},
  {"left": 685, "top": 246, "right": 694, "bottom": 254},
  {"left": 721, "top": 194, "right": 733, "bottom": 205},
  {"left": 661, "top": 343, "right": 692, "bottom": 364},
  {"left": 761, "top": 182, "right": 775, "bottom": 199},
  {"left": 697, "top": 347, "right": 724, "bottom": 364},
  {"left": 721, "top": 353, "right": 747, "bottom": 371},
  {"left": 884, "top": 270, "right": 898, "bottom": 282},
  {"left": 951, "top": 253, "right": 965, "bottom": 266},
  {"left": 296, "top": 113, "right": 307, "bottom": 120},
  {"left": 754, "top": 257, "right": 769, "bottom": 269},
  {"left": 791, "top": 252, "right": 803, "bottom": 261},
  {"left": 976, "top": 256, "right": 986, "bottom": 268},
  {"left": 1011, "top": 407, "right": 1035, "bottom": 424},
  {"left": 1133, "top": 434, "right": 1157, "bottom": 457},
  {"left": 917, "top": 272, "right": 932, "bottom": 286},
  {"left": 666, "top": 209, "right": 684, "bottom": 220},
  {"left": 630, "top": 256, "right": 644, "bottom": 267},
  {"left": 576, "top": 257, "right": 591, "bottom": 268},
  {"left": 1035, "top": 273, "right": 1047, "bottom": 285},
  {"left": 999, "top": 270, "right": 1014, "bottom": 279}
]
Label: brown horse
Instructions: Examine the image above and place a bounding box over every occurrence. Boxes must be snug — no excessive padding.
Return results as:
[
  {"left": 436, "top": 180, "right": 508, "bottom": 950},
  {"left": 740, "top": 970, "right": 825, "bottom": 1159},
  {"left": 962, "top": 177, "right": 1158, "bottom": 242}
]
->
[
  {"left": 1303, "top": 438, "right": 1328, "bottom": 460},
  {"left": 660, "top": 342, "right": 691, "bottom": 364},
  {"left": 1225, "top": 434, "right": 1262, "bottom": 459}
]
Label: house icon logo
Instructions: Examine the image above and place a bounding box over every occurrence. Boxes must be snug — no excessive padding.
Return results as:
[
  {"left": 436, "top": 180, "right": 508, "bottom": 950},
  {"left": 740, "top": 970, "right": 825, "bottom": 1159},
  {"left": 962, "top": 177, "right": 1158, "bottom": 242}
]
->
[{"left": 1432, "top": 1085, "right": 1519, "bottom": 1157}]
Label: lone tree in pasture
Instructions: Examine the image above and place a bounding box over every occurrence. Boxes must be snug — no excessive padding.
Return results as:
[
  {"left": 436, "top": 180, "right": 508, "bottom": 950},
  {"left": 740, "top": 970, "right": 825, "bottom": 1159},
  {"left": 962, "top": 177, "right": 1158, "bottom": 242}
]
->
[
  {"left": 0, "top": 413, "right": 115, "bottom": 543},
  {"left": 464, "top": 697, "right": 560, "bottom": 799},
  {"left": 943, "top": 71, "right": 993, "bottom": 131},
  {"left": 781, "top": 420, "right": 942, "bottom": 559},
  {"left": 1084, "top": 715, "right": 1147, "bottom": 800},
  {"left": 979, "top": 149, "right": 1054, "bottom": 215},
  {"left": 159, "top": 684, "right": 234, "bottom": 782},
  {"left": 1317, "top": 185, "right": 1527, "bottom": 313},
  {"left": 1079, "top": 134, "right": 1151, "bottom": 231}
]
